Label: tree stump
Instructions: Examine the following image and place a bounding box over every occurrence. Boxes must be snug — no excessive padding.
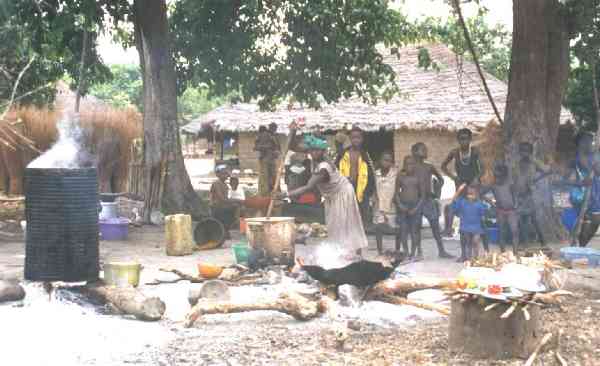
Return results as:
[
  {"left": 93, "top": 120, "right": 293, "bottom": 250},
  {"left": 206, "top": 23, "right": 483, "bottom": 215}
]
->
[{"left": 449, "top": 299, "right": 542, "bottom": 359}]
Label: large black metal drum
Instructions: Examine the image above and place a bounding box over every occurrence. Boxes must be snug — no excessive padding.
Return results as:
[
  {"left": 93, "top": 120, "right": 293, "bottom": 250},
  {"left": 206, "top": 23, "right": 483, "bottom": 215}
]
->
[{"left": 24, "top": 168, "right": 99, "bottom": 282}]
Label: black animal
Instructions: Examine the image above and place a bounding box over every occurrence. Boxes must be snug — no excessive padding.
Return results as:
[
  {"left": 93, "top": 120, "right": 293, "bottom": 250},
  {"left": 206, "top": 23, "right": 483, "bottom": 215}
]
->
[{"left": 297, "top": 258, "right": 399, "bottom": 288}]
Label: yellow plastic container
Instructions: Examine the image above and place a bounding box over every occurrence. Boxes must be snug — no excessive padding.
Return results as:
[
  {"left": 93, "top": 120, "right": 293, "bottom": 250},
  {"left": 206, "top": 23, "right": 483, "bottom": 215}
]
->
[
  {"left": 103, "top": 262, "right": 142, "bottom": 287},
  {"left": 165, "top": 214, "right": 194, "bottom": 256}
]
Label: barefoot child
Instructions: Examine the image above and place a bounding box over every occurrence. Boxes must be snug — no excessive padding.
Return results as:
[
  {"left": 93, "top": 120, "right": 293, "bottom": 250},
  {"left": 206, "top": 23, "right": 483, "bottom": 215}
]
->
[
  {"left": 441, "top": 128, "right": 483, "bottom": 236},
  {"left": 481, "top": 163, "right": 519, "bottom": 253},
  {"left": 513, "top": 142, "right": 551, "bottom": 246},
  {"left": 577, "top": 152, "right": 600, "bottom": 247},
  {"left": 412, "top": 142, "right": 453, "bottom": 258},
  {"left": 451, "top": 184, "right": 488, "bottom": 262},
  {"left": 394, "top": 156, "right": 424, "bottom": 259},
  {"left": 373, "top": 151, "right": 401, "bottom": 254}
]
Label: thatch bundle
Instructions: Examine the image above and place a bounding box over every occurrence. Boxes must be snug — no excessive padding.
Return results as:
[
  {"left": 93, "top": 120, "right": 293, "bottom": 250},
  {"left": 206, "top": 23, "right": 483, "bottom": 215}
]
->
[{"left": 0, "top": 105, "right": 141, "bottom": 195}]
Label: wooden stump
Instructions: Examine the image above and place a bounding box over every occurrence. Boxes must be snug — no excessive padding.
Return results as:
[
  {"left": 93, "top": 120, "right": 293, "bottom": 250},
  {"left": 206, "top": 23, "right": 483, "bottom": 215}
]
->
[{"left": 449, "top": 299, "right": 541, "bottom": 359}]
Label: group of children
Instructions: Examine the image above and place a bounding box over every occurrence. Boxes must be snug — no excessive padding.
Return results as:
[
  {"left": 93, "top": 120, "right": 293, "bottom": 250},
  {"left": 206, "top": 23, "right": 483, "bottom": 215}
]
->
[{"left": 373, "top": 128, "right": 558, "bottom": 263}]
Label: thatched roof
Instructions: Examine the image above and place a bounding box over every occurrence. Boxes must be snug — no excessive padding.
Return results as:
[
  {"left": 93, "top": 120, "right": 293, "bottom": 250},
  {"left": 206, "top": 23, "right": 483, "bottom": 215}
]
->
[{"left": 182, "top": 44, "right": 573, "bottom": 135}]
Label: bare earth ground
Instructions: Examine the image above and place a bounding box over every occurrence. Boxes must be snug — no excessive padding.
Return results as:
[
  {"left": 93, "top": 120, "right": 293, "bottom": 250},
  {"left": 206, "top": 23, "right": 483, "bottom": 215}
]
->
[{"left": 1, "top": 222, "right": 600, "bottom": 365}]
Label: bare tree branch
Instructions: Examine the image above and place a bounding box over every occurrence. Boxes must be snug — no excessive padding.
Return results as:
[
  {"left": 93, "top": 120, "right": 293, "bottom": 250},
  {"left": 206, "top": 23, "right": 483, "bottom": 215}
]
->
[
  {"left": 452, "top": 0, "right": 504, "bottom": 125},
  {"left": 0, "top": 55, "right": 36, "bottom": 120}
]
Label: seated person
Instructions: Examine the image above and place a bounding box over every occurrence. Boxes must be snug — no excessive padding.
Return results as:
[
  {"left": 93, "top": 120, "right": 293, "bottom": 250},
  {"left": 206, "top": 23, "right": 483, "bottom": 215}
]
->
[{"left": 209, "top": 165, "right": 241, "bottom": 239}]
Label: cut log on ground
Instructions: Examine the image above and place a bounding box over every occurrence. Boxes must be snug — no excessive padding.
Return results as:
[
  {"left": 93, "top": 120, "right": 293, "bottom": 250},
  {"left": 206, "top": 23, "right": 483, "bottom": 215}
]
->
[
  {"left": 375, "top": 294, "right": 450, "bottom": 315},
  {"left": 0, "top": 280, "right": 25, "bottom": 302},
  {"left": 77, "top": 282, "right": 165, "bottom": 321},
  {"left": 368, "top": 277, "right": 457, "bottom": 298},
  {"left": 449, "top": 299, "right": 541, "bottom": 359},
  {"left": 184, "top": 291, "right": 322, "bottom": 328}
]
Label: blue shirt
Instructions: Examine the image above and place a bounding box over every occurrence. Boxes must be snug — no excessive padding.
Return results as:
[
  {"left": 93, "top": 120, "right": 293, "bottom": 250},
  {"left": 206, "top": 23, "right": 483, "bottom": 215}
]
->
[
  {"left": 589, "top": 176, "right": 600, "bottom": 213},
  {"left": 451, "top": 198, "right": 488, "bottom": 234}
]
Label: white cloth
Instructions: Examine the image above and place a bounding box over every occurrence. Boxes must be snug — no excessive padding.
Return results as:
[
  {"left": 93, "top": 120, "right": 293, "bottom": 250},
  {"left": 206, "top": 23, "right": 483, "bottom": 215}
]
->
[
  {"left": 229, "top": 188, "right": 246, "bottom": 201},
  {"left": 315, "top": 161, "right": 368, "bottom": 253}
]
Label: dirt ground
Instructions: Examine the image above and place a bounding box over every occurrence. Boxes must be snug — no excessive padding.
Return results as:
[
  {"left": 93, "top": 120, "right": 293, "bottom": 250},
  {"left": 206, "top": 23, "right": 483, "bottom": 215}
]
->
[{"left": 2, "top": 214, "right": 600, "bottom": 365}]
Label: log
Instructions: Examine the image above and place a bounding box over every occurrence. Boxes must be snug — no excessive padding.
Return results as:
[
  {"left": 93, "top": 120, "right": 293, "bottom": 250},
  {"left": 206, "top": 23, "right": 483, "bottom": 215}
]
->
[
  {"left": 79, "top": 282, "right": 165, "bottom": 321},
  {"left": 448, "top": 299, "right": 541, "bottom": 359},
  {"left": 377, "top": 294, "right": 450, "bottom": 316},
  {"left": 184, "top": 291, "right": 321, "bottom": 328},
  {"left": 0, "top": 280, "right": 25, "bottom": 302},
  {"left": 368, "top": 277, "right": 457, "bottom": 297}
]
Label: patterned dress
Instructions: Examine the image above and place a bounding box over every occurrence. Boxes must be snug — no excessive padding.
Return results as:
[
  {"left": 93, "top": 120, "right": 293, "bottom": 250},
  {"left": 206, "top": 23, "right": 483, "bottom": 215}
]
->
[{"left": 315, "top": 161, "right": 368, "bottom": 256}]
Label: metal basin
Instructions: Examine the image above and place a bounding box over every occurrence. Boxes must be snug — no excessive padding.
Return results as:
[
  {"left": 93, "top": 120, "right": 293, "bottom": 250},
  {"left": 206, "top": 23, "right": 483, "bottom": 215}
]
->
[{"left": 245, "top": 217, "right": 296, "bottom": 266}]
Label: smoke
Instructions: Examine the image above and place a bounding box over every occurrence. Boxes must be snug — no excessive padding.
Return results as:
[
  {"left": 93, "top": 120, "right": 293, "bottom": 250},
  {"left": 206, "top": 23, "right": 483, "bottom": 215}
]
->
[
  {"left": 28, "top": 114, "right": 95, "bottom": 169},
  {"left": 312, "top": 242, "right": 359, "bottom": 269}
]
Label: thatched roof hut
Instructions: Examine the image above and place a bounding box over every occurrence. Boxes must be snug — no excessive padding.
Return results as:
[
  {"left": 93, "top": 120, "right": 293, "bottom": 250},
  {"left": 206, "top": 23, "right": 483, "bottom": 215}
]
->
[{"left": 182, "top": 44, "right": 573, "bottom": 172}]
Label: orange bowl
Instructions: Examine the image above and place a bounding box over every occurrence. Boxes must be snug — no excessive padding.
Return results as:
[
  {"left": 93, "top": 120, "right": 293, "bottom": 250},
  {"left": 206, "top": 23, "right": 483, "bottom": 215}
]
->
[{"left": 197, "top": 263, "right": 223, "bottom": 279}]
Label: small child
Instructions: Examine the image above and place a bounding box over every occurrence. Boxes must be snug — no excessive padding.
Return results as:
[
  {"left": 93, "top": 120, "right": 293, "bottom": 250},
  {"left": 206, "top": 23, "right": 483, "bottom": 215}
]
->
[
  {"left": 514, "top": 142, "right": 550, "bottom": 246},
  {"left": 578, "top": 152, "right": 600, "bottom": 246},
  {"left": 451, "top": 184, "right": 489, "bottom": 262},
  {"left": 481, "top": 163, "right": 519, "bottom": 253},
  {"left": 441, "top": 128, "right": 484, "bottom": 237},
  {"left": 394, "top": 156, "right": 423, "bottom": 260},
  {"left": 373, "top": 151, "right": 401, "bottom": 254}
]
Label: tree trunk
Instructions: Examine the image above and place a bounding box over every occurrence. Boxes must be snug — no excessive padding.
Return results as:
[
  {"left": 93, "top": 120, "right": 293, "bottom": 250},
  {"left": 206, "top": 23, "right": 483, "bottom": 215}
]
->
[
  {"left": 504, "top": 0, "right": 571, "bottom": 242},
  {"left": 132, "top": 0, "right": 208, "bottom": 222}
]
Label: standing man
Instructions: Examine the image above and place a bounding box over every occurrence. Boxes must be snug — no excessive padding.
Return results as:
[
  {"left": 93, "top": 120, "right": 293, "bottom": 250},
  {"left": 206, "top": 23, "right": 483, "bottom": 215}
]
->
[
  {"left": 336, "top": 127, "right": 376, "bottom": 227},
  {"left": 441, "top": 128, "right": 484, "bottom": 237},
  {"left": 412, "top": 143, "right": 454, "bottom": 258},
  {"left": 254, "top": 123, "right": 281, "bottom": 196}
]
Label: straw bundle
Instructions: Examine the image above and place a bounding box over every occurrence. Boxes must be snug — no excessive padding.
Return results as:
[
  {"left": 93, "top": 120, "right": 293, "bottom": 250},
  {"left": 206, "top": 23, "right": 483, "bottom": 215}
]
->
[{"left": 0, "top": 105, "right": 141, "bottom": 195}]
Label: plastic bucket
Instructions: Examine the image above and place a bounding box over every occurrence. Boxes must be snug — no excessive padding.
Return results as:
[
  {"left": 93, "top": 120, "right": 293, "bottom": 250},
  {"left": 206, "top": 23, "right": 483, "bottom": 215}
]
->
[
  {"left": 194, "top": 217, "right": 225, "bottom": 246},
  {"left": 561, "top": 207, "right": 578, "bottom": 232},
  {"left": 232, "top": 243, "right": 250, "bottom": 264},
  {"left": 99, "top": 218, "right": 129, "bottom": 241},
  {"left": 485, "top": 226, "right": 499, "bottom": 244},
  {"left": 560, "top": 247, "right": 600, "bottom": 267}
]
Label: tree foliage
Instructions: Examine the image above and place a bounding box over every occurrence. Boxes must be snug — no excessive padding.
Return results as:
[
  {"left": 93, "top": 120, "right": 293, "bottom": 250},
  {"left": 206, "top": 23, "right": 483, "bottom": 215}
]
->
[
  {"left": 170, "top": 0, "right": 422, "bottom": 110},
  {"left": 564, "top": 0, "right": 600, "bottom": 130},
  {"left": 0, "top": 1, "right": 63, "bottom": 105},
  {"left": 89, "top": 64, "right": 143, "bottom": 110},
  {"left": 418, "top": 6, "right": 511, "bottom": 81}
]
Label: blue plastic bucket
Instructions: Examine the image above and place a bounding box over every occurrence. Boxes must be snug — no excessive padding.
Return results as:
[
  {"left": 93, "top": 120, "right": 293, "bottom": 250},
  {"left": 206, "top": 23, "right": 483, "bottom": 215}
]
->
[
  {"left": 561, "top": 208, "right": 579, "bottom": 232},
  {"left": 560, "top": 247, "right": 600, "bottom": 267},
  {"left": 485, "top": 227, "right": 499, "bottom": 244}
]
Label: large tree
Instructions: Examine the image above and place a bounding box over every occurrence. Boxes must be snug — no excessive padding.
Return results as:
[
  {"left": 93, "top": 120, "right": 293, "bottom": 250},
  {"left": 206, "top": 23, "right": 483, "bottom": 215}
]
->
[
  {"left": 12, "top": 0, "right": 419, "bottom": 220},
  {"left": 503, "top": 0, "right": 598, "bottom": 242}
]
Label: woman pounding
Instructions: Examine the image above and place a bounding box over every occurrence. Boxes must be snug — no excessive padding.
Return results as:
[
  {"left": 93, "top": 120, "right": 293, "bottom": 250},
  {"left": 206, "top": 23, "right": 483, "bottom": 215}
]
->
[{"left": 276, "top": 128, "right": 368, "bottom": 261}]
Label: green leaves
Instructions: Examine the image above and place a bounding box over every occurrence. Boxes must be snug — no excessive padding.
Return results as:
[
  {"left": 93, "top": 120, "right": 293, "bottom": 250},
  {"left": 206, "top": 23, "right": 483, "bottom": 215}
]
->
[{"left": 171, "top": 0, "right": 419, "bottom": 110}]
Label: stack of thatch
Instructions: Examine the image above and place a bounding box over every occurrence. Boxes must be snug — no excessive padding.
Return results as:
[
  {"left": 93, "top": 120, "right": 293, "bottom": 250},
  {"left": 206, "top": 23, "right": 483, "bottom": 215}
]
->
[{"left": 0, "top": 105, "right": 141, "bottom": 195}]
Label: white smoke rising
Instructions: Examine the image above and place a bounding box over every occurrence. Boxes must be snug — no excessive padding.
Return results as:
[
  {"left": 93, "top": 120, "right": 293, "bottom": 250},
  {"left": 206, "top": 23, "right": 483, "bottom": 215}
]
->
[{"left": 28, "top": 114, "right": 95, "bottom": 169}]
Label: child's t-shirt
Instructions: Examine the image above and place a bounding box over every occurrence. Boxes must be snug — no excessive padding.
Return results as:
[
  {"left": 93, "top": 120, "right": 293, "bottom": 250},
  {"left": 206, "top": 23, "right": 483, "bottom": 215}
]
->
[
  {"left": 451, "top": 197, "right": 488, "bottom": 234},
  {"left": 588, "top": 176, "right": 600, "bottom": 213}
]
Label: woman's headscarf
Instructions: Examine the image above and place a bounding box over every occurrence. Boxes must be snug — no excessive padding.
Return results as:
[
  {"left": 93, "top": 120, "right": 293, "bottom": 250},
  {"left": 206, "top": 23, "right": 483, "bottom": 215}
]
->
[{"left": 303, "top": 134, "right": 328, "bottom": 150}]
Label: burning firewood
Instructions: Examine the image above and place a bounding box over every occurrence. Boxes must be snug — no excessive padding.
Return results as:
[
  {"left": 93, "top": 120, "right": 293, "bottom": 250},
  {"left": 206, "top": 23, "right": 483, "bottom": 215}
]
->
[
  {"left": 374, "top": 294, "right": 450, "bottom": 316},
  {"left": 367, "top": 277, "right": 457, "bottom": 298},
  {"left": 184, "top": 291, "right": 322, "bottom": 328}
]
